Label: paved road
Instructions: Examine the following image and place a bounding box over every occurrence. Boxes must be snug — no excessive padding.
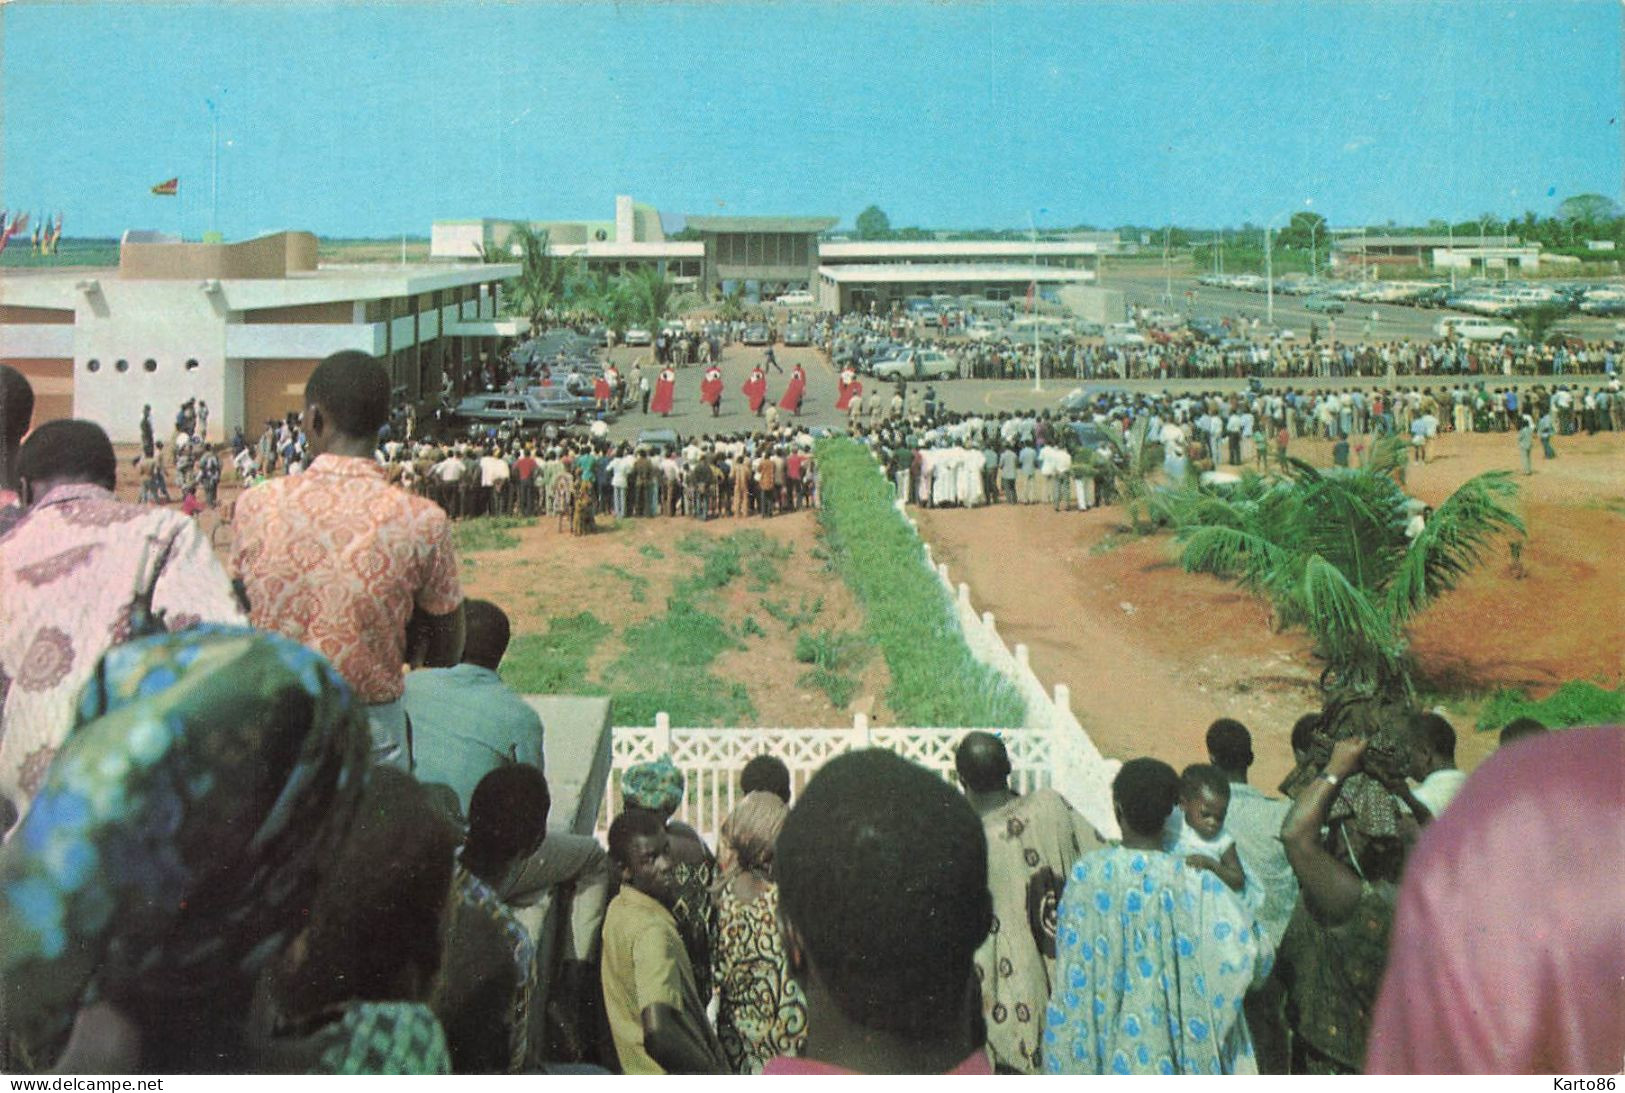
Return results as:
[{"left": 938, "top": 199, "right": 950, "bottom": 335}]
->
[{"left": 591, "top": 338, "right": 1609, "bottom": 445}]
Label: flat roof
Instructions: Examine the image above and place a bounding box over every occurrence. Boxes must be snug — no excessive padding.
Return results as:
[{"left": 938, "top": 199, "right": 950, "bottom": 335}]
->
[
  {"left": 1337, "top": 234, "right": 1522, "bottom": 250},
  {"left": 817, "top": 263, "right": 1094, "bottom": 285},
  {"left": 547, "top": 242, "right": 704, "bottom": 259},
  {"left": 820, "top": 240, "right": 1105, "bottom": 259},
  {"left": 0, "top": 262, "right": 520, "bottom": 309},
  {"left": 684, "top": 216, "right": 839, "bottom": 233}
]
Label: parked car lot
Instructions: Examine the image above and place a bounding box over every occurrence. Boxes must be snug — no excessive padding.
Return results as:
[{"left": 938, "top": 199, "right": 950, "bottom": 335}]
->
[{"left": 871, "top": 348, "right": 959, "bottom": 380}]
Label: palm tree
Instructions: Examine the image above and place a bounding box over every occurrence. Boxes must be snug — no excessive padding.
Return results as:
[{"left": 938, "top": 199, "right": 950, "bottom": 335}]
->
[
  {"left": 614, "top": 266, "right": 693, "bottom": 341},
  {"left": 716, "top": 282, "right": 748, "bottom": 324},
  {"left": 478, "top": 223, "right": 573, "bottom": 337},
  {"left": 1158, "top": 436, "right": 1523, "bottom": 704}
]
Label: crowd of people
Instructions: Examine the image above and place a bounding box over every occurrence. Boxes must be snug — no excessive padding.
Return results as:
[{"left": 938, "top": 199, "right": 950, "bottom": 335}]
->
[{"left": 1, "top": 351, "right": 1620, "bottom": 1076}]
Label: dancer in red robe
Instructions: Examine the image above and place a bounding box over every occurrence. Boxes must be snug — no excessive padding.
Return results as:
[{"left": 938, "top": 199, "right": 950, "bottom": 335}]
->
[
  {"left": 592, "top": 373, "right": 612, "bottom": 414},
  {"left": 778, "top": 364, "right": 807, "bottom": 414},
  {"left": 650, "top": 366, "right": 677, "bottom": 416},
  {"left": 743, "top": 365, "right": 768, "bottom": 416},
  {"left": 700, "top": 364, "right": 724, "bottom": 416},
  {"left": 835, "top": 365, "right": 860, "bottom": 411}
]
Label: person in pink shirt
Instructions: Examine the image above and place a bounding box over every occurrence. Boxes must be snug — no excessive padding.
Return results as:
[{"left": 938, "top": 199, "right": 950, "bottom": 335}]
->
[{"left": 769, "top": 749, "right": 996, "bottom": 1075}]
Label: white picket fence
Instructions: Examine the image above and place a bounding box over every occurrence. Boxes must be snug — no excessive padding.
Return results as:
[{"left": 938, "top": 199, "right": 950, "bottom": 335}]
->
[{"left": 599, "top": 713, "right": 1063, "bottom": 846}]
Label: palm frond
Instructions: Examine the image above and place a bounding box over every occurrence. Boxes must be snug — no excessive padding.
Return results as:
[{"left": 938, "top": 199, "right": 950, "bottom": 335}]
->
[
  {"left": 1300, "top": 553, "right": 1403, "bottom": 686},
  {"left": 1179, "top": 525, "right": 1294, "bottom": 597},
  {"left": 1363, "top": 433, "right": 1409, "bottom": 480},
  {"left": 1385, "top": 471, "right": 1524, "bottom": 624}
]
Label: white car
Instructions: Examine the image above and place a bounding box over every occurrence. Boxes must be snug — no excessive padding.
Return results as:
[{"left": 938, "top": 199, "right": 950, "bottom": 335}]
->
[
  {"left": 775, "top": 291, "right": 814, "bottom": 307},
  {"left": 872, "top": 348, "right": 958, "bottom": 380},
  {"left": 623, "top": 327, "right": 652, "bottom": 346},
  {"left": 1105, "top": 322, "right": 1147, "bottom": 348},
  {"left": 965, "top": 319, "right": 1001, "bottom": 341},
  {"left": 1432, "top": 316, "right": 1517, "bottom": 342}
]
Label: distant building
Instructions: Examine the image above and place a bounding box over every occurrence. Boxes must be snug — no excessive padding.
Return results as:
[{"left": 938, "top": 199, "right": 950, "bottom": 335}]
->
[
  {"left": 0, "top": 230, "right": 516, "bottom": 441},
  {"left": 431, "top": 197, "right": 1118, "bottom": 308},
  {"left": 1330, "top": 233, "right": 1540, "bottom": 272}
]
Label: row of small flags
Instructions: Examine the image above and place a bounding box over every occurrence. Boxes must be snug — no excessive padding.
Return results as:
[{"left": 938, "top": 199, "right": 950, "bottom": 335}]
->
[{"left": 0, "top": 210, "right": 63, "bottom": 257}]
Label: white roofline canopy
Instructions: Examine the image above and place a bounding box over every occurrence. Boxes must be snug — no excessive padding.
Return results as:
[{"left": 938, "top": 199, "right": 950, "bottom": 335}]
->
[{"left": 816, "top": 263, "right": 1095, "bottom": 284}]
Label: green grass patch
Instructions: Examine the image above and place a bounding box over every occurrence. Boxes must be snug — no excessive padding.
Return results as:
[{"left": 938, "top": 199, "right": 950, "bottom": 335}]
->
[
  {"left": 501, "top": 612, "right": 612, "bottom": 694},
  {"left": 453, "top": 515, "right": 536, "bottom": 553},
  {"left": 638, "top": 543, "right": 667, "bottom": 560},
  {"left": 794, "top": 628, "right": 873, "bottom": 710},
  {"left": 814, "top": 437, "right": 1026, "bottom": 727},
  {"left": 597, "top": 563, "right": 649, "bottom": 603},
  {"left": 760, "top": 595, "right": 824, "bottom": 631},
  {"left": 602, "top": 598, "right": 755, "bottom": 724},
  {"left": 1476, "top": 680, "right": 1624, "bottom": 731}
]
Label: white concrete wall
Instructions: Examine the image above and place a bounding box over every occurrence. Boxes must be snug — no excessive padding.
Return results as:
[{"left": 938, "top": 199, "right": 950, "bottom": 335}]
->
[
  {"left": 431, "top": 222, "right": 487, "bottom": 259},
  {"left": 225, "top": 323, "right": 383, "bottom": 359},
  {"left": 72, "top": 280, "right": 231, "bottom": 445}
]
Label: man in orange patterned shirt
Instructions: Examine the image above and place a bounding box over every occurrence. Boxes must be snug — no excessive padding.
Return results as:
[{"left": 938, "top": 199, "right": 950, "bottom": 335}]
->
[{"left": 232, "top": 351, "right": 464, "bottom": 768}]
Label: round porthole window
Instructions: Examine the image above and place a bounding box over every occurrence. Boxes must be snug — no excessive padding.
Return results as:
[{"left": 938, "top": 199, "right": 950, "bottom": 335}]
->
[
  {"left": 115, "top": 359, "right": 130, "bottom": 373},
  {"left": 87, "top": 359, "right": 101, "bottom": 373},
  {"left": 184, "top": 358, "right": 200, "bottom": 371},
  {"left": 143, "top": 358, "right": 158, "bottom": 373}
]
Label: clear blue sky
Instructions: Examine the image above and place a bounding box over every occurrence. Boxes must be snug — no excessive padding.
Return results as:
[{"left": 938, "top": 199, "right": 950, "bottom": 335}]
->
[{"left": 2, "top": 0, "right": 1619, "bottom": 239}]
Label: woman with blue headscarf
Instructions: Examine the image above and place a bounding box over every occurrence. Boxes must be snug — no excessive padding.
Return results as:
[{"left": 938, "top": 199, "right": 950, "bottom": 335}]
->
[{"left": 0, "top": 626, "right": 373, "bottom": 1072}]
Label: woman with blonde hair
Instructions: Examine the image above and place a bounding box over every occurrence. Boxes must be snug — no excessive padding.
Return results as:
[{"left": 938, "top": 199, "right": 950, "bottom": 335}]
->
[{"left": 712, "top": 791, "right": 807, "bottom": 1073}]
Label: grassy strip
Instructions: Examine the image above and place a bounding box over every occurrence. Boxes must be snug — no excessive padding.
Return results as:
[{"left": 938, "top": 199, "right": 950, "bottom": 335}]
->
[
  {"left": 454, "top": 515, "right": 536, "bottom": 553},
  {"left": 813, "top": 437, "right": 1026, "bottom": 727},
  {"left": 1476, "top": 680, "right": 1623, "bottom": 731},
  {"left": 502, "top": 612, "right": 612, "bottom": 694},
  {"left": 795, "top": 629, "right": 873, "bottom": 709}
]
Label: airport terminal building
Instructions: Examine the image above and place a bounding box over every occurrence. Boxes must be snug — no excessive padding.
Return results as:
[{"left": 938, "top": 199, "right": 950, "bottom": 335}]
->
[
  {"left": 0, "top": 231, "right": 517, "bottom": 443},
  {"left": 431, "top": 195, "right": 1111, "bottom": 312}
]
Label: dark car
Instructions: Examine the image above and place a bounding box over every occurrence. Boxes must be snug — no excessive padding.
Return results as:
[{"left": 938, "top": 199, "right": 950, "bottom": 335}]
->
[
  {"left": 453, "top": 393, "right": 585, "bottom": 426},
  {"left": 742, "top": 324, "right": 772, "bottom": 345},
  {"left": 783, "top": 322, "right": 811, "bottom": 347},
  {"left": 1304, "top": 296, "right": 1346, "bottom": 314}
]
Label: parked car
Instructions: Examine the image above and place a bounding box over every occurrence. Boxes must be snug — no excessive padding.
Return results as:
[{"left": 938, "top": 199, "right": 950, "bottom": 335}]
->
[
  {"left": 1432, "top": 315, "right": 1518, "bottom": 342},
  {"left": 453, "top": 393, "right": 584, "bottom": 426},
  {"left": 742, "top": 324, "right": 772, "bottom": 345},
  {"left": 775, "top": 291, "right": 814, "bottom": 307},
  {"left": 965, "top": 319, "right": 1001, "bottom": 341},
  {"left": 623, "top": 327, "right": 652, "bottom": 346},
  {"left": 635, "top": 428, "right": 681, "bottom": 453},
  {"left": 1105, "top": 322, "right": 1147, "bottom": 348},
  {"left": 871, "top": 348, "right": 958, "bottom": 380},
  {"left": 783, "top": 322, "right": 811, "bottom": 346},
  {"left": 1303, "top": 296, "right": 1346, "bottom": 314}
]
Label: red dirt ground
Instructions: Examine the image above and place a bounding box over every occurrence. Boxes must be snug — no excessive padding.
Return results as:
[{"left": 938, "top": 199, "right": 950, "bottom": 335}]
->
[{"left": 916, "top": 430, "right": 1624, "bottom": 791}]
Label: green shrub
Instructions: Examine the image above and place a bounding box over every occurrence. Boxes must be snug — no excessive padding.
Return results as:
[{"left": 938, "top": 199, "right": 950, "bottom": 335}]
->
[
  {"left": 814, "top": 437, "right": 1026, "bottom": 727},
  {"left": 1476, "top": 680, "right": 1624, "bottom": 731}
]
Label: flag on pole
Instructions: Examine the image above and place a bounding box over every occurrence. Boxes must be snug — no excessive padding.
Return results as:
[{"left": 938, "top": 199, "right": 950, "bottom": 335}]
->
[
  {"left": 0, "top": 212, "right": 29, "bottom": 257},
  {"left": 151, "top": 177, "right": 179, "bottom": 196},
  {"left": 46, "top": 212, "right": 64, "bottom": 255}
]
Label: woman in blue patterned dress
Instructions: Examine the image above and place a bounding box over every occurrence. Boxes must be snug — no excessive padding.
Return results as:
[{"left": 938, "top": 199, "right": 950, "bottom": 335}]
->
[{"left": 1044, "top": 757, "right": 1271, "bottom": 1075}]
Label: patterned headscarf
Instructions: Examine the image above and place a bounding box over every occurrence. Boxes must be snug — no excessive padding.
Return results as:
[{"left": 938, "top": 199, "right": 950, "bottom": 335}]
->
[
  {"left": 719, "top": 791, "right": 787, "bottom": 878},
  {"left": 0, "top": 625, "right": 370, "bottom": 1053},
  {"left": 621, "top": 755, "right": 685, "bottom": 813}
]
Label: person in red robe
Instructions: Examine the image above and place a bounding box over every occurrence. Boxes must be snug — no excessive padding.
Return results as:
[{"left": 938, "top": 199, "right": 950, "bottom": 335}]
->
[
  {"left": 700, "top": 365, "right": 724, "bottom": 417},
  {"left": 592, "top": 373, "right": 613, "bottom": 414},
  {"left": 835, "top": 366, "right": 860, "bottom": 411},
  {"left": 650, "top": 367, "right": 677, "bottom": 416},
  {"left": 743, "top": 366, "right": 768, "bottom": 416},
  {"left": 778, "top": 364, "right": 807, "bottom": 415}
]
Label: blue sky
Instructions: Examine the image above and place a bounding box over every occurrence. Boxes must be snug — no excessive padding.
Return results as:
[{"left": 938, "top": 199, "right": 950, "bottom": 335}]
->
[{"left": 2, "top": 1, "right": 1619, "bottom": 239}]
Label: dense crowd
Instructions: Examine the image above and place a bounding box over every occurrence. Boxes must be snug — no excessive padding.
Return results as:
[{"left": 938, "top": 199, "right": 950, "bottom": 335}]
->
[{"left": 0, "top": 354, "right": 1620, "bottom": 1076}]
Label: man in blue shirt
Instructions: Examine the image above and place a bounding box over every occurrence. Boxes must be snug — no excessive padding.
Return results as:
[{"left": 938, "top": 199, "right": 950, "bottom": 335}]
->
[{"left": 406, "top": 598, "right": 544, "bottom": 815}]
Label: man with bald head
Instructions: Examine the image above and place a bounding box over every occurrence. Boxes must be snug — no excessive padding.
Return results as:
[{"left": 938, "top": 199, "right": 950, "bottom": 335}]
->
[{"left": 954, "top": 731, "right": 1103, "bottom": 1073}]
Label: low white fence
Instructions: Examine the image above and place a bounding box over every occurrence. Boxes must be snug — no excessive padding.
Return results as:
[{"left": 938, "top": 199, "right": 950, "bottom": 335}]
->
[
  {"left": 902, "top": 500, "right": 1122, "bottom": 839},
  {"left": 601, "top": 713, "right": 1061, "bottom": 847}
]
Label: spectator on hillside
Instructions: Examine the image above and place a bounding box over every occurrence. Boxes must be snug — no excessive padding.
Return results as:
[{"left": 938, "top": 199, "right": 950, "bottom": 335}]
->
[
  {"left": 770, "top": 749, "right": 995, "bottom": 1074},
  {"left": 1406, "top": 711, "right": 1465, "bottom": 819},
  {"left": 1365, "top": 727, "right": 1625, "bottom": 1074},
  {"left": 1046, "top": 758, "right": 1270, "bottom": 1075},
  {"left": 600, "top": 809, "right": 729, "bottom": 1074},
  {"left": 1202, "top": 718, "right": 1297, "bottom": 1073},
  {"left": 0, "top": 627, "right": 369, "bottom": 1074},
  {"left": 434, "top": 766, "right": 546, "bottom": 1074},
  {"left": 0, "top": 420, "right": 244, "bottom": 818},
  {"left": 268, "top": 765, "right": 458, "bottom": 1073},
  {"left": 739, "top": 754, "right": 791, "bottom": 804},
  {"left": 954, "top": 731, "right": 1100, "bottom": 1072},
  {"left": 0, "top": 364, "right": 34, "bottom": 537},
  {"left": 712, "top": 792, "right": 806, "bottom": 1073},
  {"left": 620, "top": 758, "right": 717, "bottom": 1004},
  {"left": 232, "top": 350, "right": 465, "bottom": 769}
]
